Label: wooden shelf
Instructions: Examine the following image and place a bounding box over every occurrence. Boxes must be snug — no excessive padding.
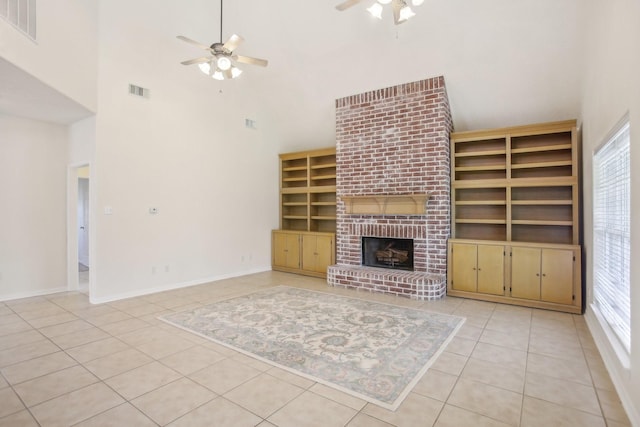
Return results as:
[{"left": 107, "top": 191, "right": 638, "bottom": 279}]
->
[
  {"left": 455, "top": 165, "right": 506, "bottom": 172},
  {"left": 456, "top": 200, "right": 506, "bottom": 206},
  {"left": 342, "top": 194, "right": 430, "bottom": 215},
  {"left": 511, "top": 160, "right": 573, "bottom": 169},
  {"left": 311, "top": 174, "right": 336, "bottom": 180},
  {"left": 511, "top": 144, "right": 572, "bottom": 154},
  {"left": 511, "top": 200, "right": 572, "bottom": 206},
  {"left": 276, "top": 147, "right": 337, "bottom": 278},
  {"left": 311, "top": 163, "right": 337, "bottom": 169},
  {"left": 455, "top": 150, "right": 506, "bottom": 157},
  {"left": 283, "top": 166, "right": 308, "bottom": 172},
  {"left": 456, "top": 219, "right": 507, "bottom": 224},
  {"left": 512, "top": 220, "right": 573, "bottom": 226},
  {"left": 451, "top": 119, "right": 579, "bottom": 245}
]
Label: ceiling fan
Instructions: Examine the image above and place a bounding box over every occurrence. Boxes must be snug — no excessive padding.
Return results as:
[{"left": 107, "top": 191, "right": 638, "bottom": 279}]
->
[
  {"left": 336, "top": 0, "right": 424, "bottom": 25},
  {"left": 177, "top": 0, "right": 268, "bottom": 80}
]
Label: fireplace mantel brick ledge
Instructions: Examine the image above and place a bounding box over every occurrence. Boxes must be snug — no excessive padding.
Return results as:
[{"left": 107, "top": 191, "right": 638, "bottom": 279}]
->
[{"left": 327, "top": 75, "right": 452, "bottom": 301}]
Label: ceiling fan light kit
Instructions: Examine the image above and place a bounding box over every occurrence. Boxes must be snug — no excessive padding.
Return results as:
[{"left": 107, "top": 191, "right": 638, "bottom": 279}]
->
[
  {"left": 336, "top": 0, "right": 423, "bottom": 25},
  {"left": 177, "top": 0, "right": 268, "bottom": 81}
]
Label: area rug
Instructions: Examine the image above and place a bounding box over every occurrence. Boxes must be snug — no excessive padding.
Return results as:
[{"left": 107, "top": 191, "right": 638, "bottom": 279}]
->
[{"left": 159, "top": 286, "right": 465, "bottom": 410}]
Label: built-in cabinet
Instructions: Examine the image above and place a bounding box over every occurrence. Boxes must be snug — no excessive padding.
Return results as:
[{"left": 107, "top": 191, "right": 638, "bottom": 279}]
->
[
  {"left": 272, "top": 230, "right": 335, "bottom": 278},
  {"left": 447, "top": 120, "right": 582, "bottom": 313},
  {"left": 451, "top": 242, "right": 505, "bottom": 296},
  {"left": 448, "top": 240, "right": 580, "bottom": 312},
  {"left": 272, "top": 147, "right": 336, "bottom": 278}
]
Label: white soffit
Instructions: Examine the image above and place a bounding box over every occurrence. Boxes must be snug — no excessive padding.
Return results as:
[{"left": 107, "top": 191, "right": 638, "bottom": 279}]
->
[{"left": 0, "top": 57, "right": 93, "bottom": 124}]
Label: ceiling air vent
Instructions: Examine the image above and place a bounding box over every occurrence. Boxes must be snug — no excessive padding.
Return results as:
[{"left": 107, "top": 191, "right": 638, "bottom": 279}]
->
[
  {"left": 128, "top": 84, "right": 150, "bottom": 99},
  {"left": 0, "top": 0, "right": 37, "bottom": 40}
]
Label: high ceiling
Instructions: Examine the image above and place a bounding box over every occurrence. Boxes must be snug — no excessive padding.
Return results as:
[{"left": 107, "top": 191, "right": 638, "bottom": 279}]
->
[{"left": 0, "top": 0, "right": 583, "bottom": 131}]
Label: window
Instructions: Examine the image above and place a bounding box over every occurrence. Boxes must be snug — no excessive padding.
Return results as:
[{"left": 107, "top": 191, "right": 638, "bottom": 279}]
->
[
  {"left": 592, "top": 118, "right": 631, "bottom": 355},
  {"left": 0, "top": 0, "right": 36, "bottom": 40}
]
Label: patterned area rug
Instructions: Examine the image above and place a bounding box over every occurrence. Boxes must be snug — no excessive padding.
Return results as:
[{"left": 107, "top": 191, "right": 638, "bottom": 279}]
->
[{"left": 160, "top": 286, "right": 465, "bottom": 410}]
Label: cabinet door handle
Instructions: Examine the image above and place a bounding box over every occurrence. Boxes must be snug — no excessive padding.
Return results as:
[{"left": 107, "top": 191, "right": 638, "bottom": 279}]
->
[
  {"left": 542, "top": 273, "right": 546, "bottom": 277},
  {"left": 536, "top": 273, "right": 540, "bottom": 277},
  {"left": 477, "top": 268, "right": 482, "bottom": 271},
  {"left": 472, "top": 267, "right": 477, "bottom": 271}
]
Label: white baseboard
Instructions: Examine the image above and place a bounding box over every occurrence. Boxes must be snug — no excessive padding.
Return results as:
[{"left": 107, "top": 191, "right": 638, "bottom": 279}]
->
[
  {"left": 88, "top": 267, "right": 271, "bottom": 305},
  {"left": 585, "top": 308, "right": 640, "bottom": 427},
  {"left": 0, "top": 286, "right": 69, "bottom": 302}
]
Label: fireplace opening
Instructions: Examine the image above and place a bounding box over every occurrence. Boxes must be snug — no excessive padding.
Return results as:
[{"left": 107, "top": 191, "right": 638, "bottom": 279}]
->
[{"left": 362, "top": 237, "right": 414, "bottom": 271}]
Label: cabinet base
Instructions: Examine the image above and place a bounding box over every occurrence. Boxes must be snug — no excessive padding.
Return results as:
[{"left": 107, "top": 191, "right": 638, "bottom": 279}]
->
[
  {"left": 447, "top": 289, "right": 582, "bottom": 314},
  {"left": 272, "top": 266, "right": 327, "bottom": 279}
]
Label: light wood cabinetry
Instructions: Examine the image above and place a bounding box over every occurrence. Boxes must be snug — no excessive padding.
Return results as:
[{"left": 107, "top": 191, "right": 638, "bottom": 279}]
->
[
  {"left": 273, "top": 147, "right": 336, "bottom": 278},
  {"left": 511, "top": 246, "right": 575, "bottom": 305},
  {"left": 302, "top": 234, "right": 335, "bottom": 275},
  {"left": 450, "top": 242, "right": 505, "bottom": 296},
  {"left": 272, "top": 231, "right": 301, "bottom": 270},
  {"left": 449, "top": 240, "right": 581, "bottom": 313},
  {"left": 272, "top": 230, "right": 335, "bottom": 278},
  {"left": 448, "top": 120, "right": 582, "bottom": 313}
]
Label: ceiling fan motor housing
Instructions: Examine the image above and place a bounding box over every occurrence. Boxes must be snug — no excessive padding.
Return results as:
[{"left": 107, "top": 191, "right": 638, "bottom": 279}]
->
[{"left": 210, "top": 42, "right": 231, "bottom": 57}]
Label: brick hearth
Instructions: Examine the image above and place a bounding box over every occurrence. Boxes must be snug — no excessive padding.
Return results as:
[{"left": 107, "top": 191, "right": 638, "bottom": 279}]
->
[{"left": 327, "top": 76, "right": 453, "bottom": 300}]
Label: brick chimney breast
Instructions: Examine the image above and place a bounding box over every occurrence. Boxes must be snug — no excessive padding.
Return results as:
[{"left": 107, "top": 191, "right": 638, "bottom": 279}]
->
[{"left": 328, "top": 76, "right": 453, "bottom": 300}]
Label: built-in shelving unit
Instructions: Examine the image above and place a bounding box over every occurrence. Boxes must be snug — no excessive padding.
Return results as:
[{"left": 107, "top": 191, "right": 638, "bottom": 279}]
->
[
  {"left": 448, "top": 120, "right": 582, "bottom": 313},
  {"left": 273, "top": 147, "right": 336, "bottom": 278}
]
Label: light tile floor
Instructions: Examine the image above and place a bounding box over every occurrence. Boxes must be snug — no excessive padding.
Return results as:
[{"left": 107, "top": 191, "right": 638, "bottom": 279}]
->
[{"left": 0, "top": 271, "right": 632, "bottom": 427}]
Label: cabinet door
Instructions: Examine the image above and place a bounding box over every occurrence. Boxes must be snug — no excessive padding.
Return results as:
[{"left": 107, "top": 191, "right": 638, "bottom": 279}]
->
[
  {"left": 477, "top": 245, "right": 505, "bottom": 295},
  {"left": 451, "top": 243, "right": 478, "bottom": 292},
  {"left": 511, "top": 247, "right": 541, "bottom": 300},
  {"left": 541, "top": 249, "right": 574, "bottom": 304},
  {"left": 273, "top": 232, "right": 300, "bottom": 269},
  {"left": 302, "top": 234, "right": 334, "bottom": 274}
]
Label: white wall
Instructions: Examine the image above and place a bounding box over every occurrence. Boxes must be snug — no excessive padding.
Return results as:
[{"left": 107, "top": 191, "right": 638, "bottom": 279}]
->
[
  {"left": 0, "top": 0, "right": 98, "bottom": 112},
  {"left": 581, "top": 0, "right": 640, "bottom": 424},
  {"left": 0, "top": 114, "right": 69, "bottom": 300},
  {"left": 91, "top": 0, "right": 281, "bottom": 302},
  {"left": 234, "top": 0, "right": 582, "bottom": 137}
]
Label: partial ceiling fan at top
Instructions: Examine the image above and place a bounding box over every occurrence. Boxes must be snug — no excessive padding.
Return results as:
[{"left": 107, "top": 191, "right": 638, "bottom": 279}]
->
[
  {"left": 336, "top": 0, "right": 425, "bottom": 25},
  {"left": 177, "top": 0, "right": 268, "bottom": 81}
]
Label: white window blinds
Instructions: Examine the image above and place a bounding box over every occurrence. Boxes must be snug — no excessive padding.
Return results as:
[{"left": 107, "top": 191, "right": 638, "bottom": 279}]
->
[{"left": 593, "top": 120, "right": 631, "bottom": 353}]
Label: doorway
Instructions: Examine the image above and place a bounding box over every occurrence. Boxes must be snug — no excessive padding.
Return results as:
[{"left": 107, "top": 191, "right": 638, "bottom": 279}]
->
[
  {"left": 77, "top": 167, "right": 90, "bottom": 292},
  {"left": 68, "top": 164, "right": 91, "bottom": 295}
]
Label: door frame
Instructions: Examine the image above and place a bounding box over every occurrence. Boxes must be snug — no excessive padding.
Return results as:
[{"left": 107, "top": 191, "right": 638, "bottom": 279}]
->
[{"left": 67, "top": 162, "right": 94, "bottom": 294}]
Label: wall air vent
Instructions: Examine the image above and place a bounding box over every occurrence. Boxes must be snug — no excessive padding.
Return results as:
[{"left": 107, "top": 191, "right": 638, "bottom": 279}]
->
[
  {"left": 128, "top": 84, "right": 150, "bottom": 99},
  {"left": 0, "top": 0, "right": 37, "bottom": 40}
]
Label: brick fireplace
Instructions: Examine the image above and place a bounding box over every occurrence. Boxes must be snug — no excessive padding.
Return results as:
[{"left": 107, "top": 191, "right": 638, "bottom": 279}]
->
[{"left": 327, "top": 76, "right": 453, "bottom": 300}]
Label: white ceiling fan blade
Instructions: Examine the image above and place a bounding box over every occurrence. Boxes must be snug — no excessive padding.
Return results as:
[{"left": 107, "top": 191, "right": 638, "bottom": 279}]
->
[
  {"left": 233, "top": 55, "right": 268, "bottom": 67},
  {"left": 223, "top": 34, "right": 244, "bottom": 52},
  {"left": 176, "top": 35, "right": 213, "bottom": 51},
  {"left": 180, "top": 56, "right": 212, "bottom": 66},
  {"left": 392, "top": 1, "right": 402, "bottom": 24},
  {"left": 335, "top": 0, "right": 364, "bottom": 11}
]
